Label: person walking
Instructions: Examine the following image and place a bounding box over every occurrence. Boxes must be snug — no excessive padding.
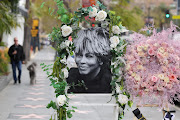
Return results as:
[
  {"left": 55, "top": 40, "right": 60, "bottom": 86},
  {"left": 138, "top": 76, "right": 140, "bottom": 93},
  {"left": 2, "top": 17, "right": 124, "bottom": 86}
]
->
[{"left": 8, "top": 37, "right": 25, "bottom": 84}]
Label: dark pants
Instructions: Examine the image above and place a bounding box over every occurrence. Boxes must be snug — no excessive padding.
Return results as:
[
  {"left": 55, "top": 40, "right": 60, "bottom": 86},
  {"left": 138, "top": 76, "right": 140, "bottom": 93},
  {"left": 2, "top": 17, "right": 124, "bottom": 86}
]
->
[{"left": 12, "top": 61, "right": 22, "bottom": 83}]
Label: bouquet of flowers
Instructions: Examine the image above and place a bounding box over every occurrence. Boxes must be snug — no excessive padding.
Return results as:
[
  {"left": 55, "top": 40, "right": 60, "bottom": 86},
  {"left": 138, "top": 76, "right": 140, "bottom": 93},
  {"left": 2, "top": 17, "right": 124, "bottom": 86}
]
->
[{"left": 124, "top": 23, "right": 180, "bottom": 107}]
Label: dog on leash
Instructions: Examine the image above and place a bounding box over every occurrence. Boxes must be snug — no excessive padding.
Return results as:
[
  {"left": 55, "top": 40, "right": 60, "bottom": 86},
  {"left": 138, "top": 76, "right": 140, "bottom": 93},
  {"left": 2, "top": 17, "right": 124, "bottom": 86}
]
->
[{"left": 27, "top": 62, "right": 37, "bottom": 85}]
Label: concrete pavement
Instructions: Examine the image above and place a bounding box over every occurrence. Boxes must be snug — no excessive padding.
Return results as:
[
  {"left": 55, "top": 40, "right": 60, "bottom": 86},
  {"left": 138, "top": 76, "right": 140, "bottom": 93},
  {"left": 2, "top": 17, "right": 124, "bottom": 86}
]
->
[{"left": 0, "top": 46, "right": 179, "bottom": 120}]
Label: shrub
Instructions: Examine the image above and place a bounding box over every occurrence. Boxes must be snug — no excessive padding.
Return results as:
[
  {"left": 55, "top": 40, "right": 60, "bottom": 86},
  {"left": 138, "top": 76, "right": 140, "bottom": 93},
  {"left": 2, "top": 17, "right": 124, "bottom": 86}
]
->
[{"left": 0, "top": 48, "right": 10, "bottom": 75}]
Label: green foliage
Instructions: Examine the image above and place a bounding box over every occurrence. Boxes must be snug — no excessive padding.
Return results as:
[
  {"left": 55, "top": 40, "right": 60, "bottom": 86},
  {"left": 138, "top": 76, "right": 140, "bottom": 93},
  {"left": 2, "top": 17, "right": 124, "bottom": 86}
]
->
[
  {"left": 128, "top": 100, "right": 133, "bottom": 107},
  {"left": 0, "top": 42, "right": 6, "bottom": 46},
  {"left": 0, "top": 0, "right": 20, "bottom": 40},
  {"left": 111, "top": 0, "right": 144, "bottom": 32},
  {"left": 47, "top": 100, "right": 57, "bottom": 110},
  {"left": 151, "top": 3, "right": 170, "bottom": 30},
  {"left": 0, "top": 48, "right": 10, "bottom": 75},
  {"left": 40, "top": 2, "right": 45, "bottom": 8}
]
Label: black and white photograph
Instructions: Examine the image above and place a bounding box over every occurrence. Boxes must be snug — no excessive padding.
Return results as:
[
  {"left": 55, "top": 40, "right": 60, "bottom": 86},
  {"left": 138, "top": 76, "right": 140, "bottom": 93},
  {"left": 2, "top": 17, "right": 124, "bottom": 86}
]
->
[{"left": 67, "top": 27, "right": 112, "bottom": 93}]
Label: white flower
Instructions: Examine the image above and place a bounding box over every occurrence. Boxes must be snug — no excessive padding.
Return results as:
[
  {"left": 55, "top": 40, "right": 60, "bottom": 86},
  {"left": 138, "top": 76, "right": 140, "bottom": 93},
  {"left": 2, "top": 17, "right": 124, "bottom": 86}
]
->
[
  {"left": 59, "top": 40, "right": 72, "bottom": 49},
  {"left": 95, "top": 10, "right": 107, "bottom": 21},
  {"left": 60, "top": 42, "right": 66, "bottom": 49},
  {"left": 112, "top": 25, "right": 121, "bottom": 34},
  {"left": 60, "top": 57, "right": 67, "bottom": 64},
  {"left": 110, "top": 36, "right": 119, "bottom": 48},
  {"left": 118, "top": 94, "right": 128, "bottom": 104},
  {"left": 56, "top": 95, "right": 66, "bottom": 106},
  {"left": 62, "top": 68, "right": 68, "bottom": 78},
  {"left": 67, "top": 56, "right": 77, "bottom": 69},
  {"left": 65, "top": 40, "right": 72, "bottom": 47},
  {"left": 89, "top": 7, "right": 97, "bottom": 17},
  {"left": 61, "top": 25, "right": 72, "bottom": 37},
  {"left": 120, "top": 26, "right": 129, "bottom": 33}
]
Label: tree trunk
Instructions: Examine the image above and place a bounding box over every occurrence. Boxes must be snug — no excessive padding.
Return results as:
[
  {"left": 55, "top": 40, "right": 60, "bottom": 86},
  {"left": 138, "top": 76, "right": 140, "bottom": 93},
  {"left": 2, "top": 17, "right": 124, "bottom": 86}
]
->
[{"left": 23, "top": 0, "right": 31, "bottom": 62}]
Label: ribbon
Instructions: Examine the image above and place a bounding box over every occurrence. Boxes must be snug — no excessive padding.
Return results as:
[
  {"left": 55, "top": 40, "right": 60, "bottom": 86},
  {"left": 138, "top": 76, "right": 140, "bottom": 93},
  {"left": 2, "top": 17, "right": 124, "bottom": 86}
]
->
[
  {"left": 133, "top": 108, "right": 146, "bottom": 120},
  {"left": 163, "top": 109, "right": 176, "bottom": 120}
]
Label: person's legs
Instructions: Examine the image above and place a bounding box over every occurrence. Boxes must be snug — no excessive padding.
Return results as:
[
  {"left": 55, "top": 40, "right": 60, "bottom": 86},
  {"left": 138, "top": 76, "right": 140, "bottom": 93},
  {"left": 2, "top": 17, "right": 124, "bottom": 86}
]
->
[
  {"left": 17, "top": 61, "right": 22, "bottom": 83},
  {"left": 12, "top": 61, "right": 17, "bottom": 84}
]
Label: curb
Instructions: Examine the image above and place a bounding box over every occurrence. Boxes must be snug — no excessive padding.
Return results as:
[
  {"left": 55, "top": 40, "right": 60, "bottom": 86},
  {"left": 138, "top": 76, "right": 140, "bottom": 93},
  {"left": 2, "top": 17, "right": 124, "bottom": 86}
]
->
[{"left": 0, "top": 68, "right": 12, "bottom": 92}]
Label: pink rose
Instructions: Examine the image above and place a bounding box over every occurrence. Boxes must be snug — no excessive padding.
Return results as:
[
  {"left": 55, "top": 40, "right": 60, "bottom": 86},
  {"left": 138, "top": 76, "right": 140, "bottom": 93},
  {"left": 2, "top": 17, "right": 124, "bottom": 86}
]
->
[
  {"left": 151, "top": 76, "right": 158, "bottom": 82},
  {"left": 169, "top": 74, "right": 177, "bottom": 81},
  {"left": 149, "top": 86, "right": 154, "bottom": 91},
  {"left": 157, "top": 52, "right": 163, "bottom": 58},
  {"left": 166, "top": 84, "right": 172, "bottom": 89},
  {"left": 141, "top": 82, "right": 147, "bottom": 87},
  {"left": 170, "top": 66, "right": 177, "bottom": 72},
  {"left": 68, "top": 36, "right": 72, "bottom": 41},
  {"left": 148, "top": 48, "right": 154, "bottom": 56}
]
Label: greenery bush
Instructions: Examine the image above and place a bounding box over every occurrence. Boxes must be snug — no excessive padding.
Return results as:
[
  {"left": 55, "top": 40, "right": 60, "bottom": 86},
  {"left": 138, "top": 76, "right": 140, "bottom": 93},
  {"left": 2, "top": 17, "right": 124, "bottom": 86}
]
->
[
  {"left": 0, "top": 42, "right": 5, "bottom": 46},
  {"left": 0, "top": 48, "right": 10, "bottom": 75}
]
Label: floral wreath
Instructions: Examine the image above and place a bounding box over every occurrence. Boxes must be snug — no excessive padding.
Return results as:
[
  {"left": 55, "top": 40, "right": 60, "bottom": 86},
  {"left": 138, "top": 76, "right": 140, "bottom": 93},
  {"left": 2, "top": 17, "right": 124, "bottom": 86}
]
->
[
  {"left": 124, "top": 23, "right": 180, "bottom": 108},
  {"left": 41, "top": 1, "right": 132, "bottom": 120}
]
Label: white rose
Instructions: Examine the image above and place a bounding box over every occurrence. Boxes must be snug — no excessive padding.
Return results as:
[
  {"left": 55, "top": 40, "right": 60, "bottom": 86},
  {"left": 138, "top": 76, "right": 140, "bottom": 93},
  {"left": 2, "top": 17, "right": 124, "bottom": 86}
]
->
[
  {"left": 61, "top": 25, "right": 72, "bottom": 37},
  {"left": 95, "top": 10, "right": 107, "bottom": 21},
  {"left": 65, "top": 40, "right": 72, "bottom": 47},
  {"left": 67, "top": 56, "right": 77, "bottom": 69},
  {"left": 118, "top": 94, "right": 128, "bottom": 104},
  {"left": 89, "top": 7, "right": 97, "bottom": 17},
  {"left": 56, "top": 95, "right": 66, "bottom": 106},
  {"left": 110, "top": 36, "right": 119, "bottom": 48},
  {"left": 62, "top": 68, "right": 68, "bottom": 78},
  {"left": 112, "top": 25, "right": 121, "bottom": 34},
  {"left": 60, "top": 42, "right": 66, "bottom": 49}
]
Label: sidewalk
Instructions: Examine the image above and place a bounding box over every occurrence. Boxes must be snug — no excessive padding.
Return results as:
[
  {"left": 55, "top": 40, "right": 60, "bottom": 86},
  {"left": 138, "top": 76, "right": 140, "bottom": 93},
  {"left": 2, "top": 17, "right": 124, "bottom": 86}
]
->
[
  {"left": 0, "top": 65, "right": 12, "bottom": 92},
  {"left": 0, "top": 46, "right": 179, "bottom": 120},
  {"left": 0, "top": 46, "right": 55, "bottom": 120}
]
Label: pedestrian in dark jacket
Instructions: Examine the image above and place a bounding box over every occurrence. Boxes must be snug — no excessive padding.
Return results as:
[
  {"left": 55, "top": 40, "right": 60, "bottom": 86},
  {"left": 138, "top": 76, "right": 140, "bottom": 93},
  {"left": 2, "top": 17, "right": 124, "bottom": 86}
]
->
[{"left": 8, "top": 37, "right": 25, "bottom": 84}]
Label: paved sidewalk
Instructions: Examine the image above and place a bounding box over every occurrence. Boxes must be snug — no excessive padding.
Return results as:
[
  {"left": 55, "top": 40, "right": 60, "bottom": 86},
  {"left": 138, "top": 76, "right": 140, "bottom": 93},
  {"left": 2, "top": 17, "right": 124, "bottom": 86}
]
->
[
  {"left": 0, "top": 46, "right": 179, "bottom": 120},
  {"left": 0, "top": 46, "right": 55, "bottom": 120}
]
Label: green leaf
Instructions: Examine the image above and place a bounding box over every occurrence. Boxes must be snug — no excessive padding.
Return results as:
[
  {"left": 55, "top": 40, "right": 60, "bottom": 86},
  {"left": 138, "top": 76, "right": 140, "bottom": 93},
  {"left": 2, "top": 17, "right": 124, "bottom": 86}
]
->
[
  {"left": 57, "top": 8, "right": 67, "bottom": 15},
  {"left": 72, "top": 106, "right": 77, "bottom": 109},
  {"left": 40, "top": 63, "right": 44, "bottom": 66},
  {"left": 40, "top": 2, "right": 45, "bottom": 8},
  {"left": 49, "top": 7, "right": 51, "bottom": 13},
  {"left": 61, "top": 14, "right": 70, "bottom": 24},
  {"left": 67, "top": 111, "right": 73, "bottom": 118},
  {"left": 53, "top": 84, "right": 60, "bottom": 88},
  {"left": 50, "top": 9, "right": 55, "bottom": 16},
  {"left": 128, "top": 101, "right": 133, "bottom": 107},
  {"left": 46, "top": 100, "right": 57, "bottom": 110}
]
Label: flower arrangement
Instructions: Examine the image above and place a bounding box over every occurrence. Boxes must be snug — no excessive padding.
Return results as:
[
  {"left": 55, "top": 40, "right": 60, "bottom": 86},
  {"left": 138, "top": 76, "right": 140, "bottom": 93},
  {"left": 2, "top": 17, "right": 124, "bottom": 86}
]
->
[
  {"left": 41, "top": 0, "right": 132, "bottom": 120},
  {"left": 124, "top": 23, "right": 180, "bottom": 107}
]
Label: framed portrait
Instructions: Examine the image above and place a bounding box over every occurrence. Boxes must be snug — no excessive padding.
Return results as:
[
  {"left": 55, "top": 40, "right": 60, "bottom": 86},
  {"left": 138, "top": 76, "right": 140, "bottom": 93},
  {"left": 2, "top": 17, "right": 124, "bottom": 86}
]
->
[{"left": 67, "top": 27, "right": 112, "bottom": 93}]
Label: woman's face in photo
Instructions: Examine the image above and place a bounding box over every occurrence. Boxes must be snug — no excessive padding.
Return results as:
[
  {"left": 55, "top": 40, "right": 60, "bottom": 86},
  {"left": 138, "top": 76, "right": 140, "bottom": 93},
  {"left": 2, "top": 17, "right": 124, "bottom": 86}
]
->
[{"left": 75, "top": 50, "right": 101, "bottom": 75}]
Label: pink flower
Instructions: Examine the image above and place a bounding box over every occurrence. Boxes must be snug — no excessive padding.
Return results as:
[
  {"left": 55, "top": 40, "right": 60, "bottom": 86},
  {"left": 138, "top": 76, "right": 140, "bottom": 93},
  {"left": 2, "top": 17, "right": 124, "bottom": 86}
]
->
[
  {"left": 166, "top": 84, "right": 173, "bottom": 89},
  {"left": 141, "top": 82, "right": 147, "bottom": 87},
  {"left": 169, "top": 74, "right": 177, "bottom": 81},
  {"left": 149, "top": 86, "right": 154, "bottom": 91},
  {"left": 148, "top": 48, "right": 154, "bottom": 56},
  {"left": 68, "top": 36, "right": 72, "bottom": 41},
  {"left": 151, "top": 76, "right": 158, "bottom": 82},
  {"left": 157, "top": 52, "right": 162, "bottom": 58}
]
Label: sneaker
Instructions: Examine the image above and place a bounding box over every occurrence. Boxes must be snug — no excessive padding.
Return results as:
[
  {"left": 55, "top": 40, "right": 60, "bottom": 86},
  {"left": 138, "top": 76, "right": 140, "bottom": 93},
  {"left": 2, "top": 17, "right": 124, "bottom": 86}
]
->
[{"left": 18, "top": 79, "right": 21, "bottom": 84}]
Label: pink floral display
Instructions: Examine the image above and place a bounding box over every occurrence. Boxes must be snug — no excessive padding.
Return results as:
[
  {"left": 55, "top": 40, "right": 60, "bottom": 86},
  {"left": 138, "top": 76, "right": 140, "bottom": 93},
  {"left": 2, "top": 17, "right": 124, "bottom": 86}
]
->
[{"left": 124, "top": 23, "right": 180, "bottom": 107}]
